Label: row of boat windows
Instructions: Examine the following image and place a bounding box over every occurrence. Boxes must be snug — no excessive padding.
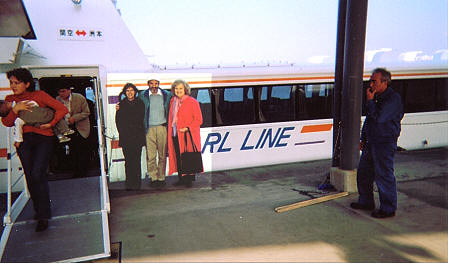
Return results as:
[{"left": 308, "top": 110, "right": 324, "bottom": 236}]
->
[
  {"left": 189, "top": 78, "right": 447, "bottom": 128},
  {"left": 196, "top": 84, "right": 329, "bottom": 102}
]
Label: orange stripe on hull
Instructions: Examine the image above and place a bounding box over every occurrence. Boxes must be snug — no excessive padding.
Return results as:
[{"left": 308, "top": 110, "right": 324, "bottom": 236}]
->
[
  {"left": 106, "top": 76, "right": 334, "bottom": 88},
  {"left": 0, "top": 148, "right": 7, "bottom": 158},
  {"left": 106, "top": 71, "right": 448, "bottom": 88},
  {"left": 111, "top": 140, "right": 120, "bottom": 149},
  {"left": 363, "top": 72, "right": 448, "bottom": 79},
  {"left": 301, "top": 124, "right": 333, "bottom": 133}
]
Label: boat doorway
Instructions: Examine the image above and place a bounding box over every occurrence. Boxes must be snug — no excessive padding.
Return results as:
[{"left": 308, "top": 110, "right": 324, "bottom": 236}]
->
[{"left": 38, "top": 76, "right": 101, "bottom": 180}]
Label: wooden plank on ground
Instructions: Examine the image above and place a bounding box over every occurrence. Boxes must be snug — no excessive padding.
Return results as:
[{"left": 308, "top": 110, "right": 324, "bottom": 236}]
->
[{"left": 275, "top": 192, "right": 349, "bottom": 213}]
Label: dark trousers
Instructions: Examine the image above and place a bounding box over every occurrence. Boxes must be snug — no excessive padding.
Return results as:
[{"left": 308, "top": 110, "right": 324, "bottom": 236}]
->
[
  {"left": 68, "top": 130, "right": 89, "bottom": 178},
  {"left": 122, "top": 145, "right": 142, "bottom": 189},
  {"left": 357, "top": 142, "right": 397, "bottom": 213},
  {"left": 172, "top": 135, "right": 194, "bottom": 182},
  {"left": 17, "top": 133, "right": 54, "bottom": 219}
]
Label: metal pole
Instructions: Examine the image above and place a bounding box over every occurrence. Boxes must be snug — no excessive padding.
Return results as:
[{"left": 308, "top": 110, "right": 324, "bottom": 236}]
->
[
  {"left": 332, "top": 0, "right": 347, "bottom": 167},
  {"left": 340, "top": 0, "right": 368, "bottom": 170},
  {"left": 92, "top": 78, "right": 110, "bottom": 213},
  {"left": 4, "top": 128, "right": 11, "bottom": 225}
]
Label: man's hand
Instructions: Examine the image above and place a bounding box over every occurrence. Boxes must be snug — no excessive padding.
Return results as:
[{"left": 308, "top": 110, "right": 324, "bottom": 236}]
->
[
  {"left": 179, "top": 127, "right": 188, "bottom": 133},
  {"left": 68, "top": 117, "right": 75, "bottom": 125},
  {"left": 366, "top": 88, "right": 375, "bottom": 101},
  {"left": 14, "top": 142, "right": 21, "bottom": 148},
  {"left": 359, "top": 141, "right": 365, "bottom": 151},
  {"left": 115, "top": 103, "right": 120, "bottom": 111},
  {"left": 40, "top": 123, "right": 52, "bottom": 130}
]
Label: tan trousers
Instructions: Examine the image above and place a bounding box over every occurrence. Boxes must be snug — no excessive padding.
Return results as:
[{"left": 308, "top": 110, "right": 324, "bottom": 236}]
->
[{"left": 146, "top": 125, "right": 167, "bottom": 181}]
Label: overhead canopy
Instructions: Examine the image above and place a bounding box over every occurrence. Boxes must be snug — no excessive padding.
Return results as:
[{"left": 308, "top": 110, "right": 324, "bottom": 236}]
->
[{"left": 0, "top": 0, "right": 36, "bottom": 39}]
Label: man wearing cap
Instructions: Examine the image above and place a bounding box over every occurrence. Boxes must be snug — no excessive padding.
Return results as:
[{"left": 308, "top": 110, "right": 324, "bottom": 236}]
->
[{"left": 139, "top": 79, "right": 172, "bottom": 187}]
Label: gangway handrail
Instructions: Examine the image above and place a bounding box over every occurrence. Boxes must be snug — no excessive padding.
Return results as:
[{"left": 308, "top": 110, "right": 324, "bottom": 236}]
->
[
  {"left": 93, "top": 77, "right": 110, "bottom": 214},
  {"left": 1, "top": 127, "right": 30, "bottom": 259},
  {"left": 3, "top": 127, "right": 28, "bottom": 226},
  {"left": 5, "top": 126, "right": 11, "bottom": 226},
  {"left": 1, "top": 122, "right": 111, "bottom": 261}
]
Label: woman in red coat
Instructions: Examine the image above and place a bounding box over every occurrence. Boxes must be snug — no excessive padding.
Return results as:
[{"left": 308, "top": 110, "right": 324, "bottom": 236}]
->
[{"left": 167, "top": 79, "right": 203, "bottom": 187}]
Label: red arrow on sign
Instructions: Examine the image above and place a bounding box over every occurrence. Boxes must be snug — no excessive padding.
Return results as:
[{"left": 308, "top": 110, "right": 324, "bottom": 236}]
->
[{"left": 76, "top": 30, "right": 86, "bottom": 36}]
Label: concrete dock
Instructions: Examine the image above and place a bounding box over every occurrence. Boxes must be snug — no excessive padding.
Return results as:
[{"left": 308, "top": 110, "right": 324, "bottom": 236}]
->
[{"left": 108, "top": 147, "right": 447, "bottom": 262}]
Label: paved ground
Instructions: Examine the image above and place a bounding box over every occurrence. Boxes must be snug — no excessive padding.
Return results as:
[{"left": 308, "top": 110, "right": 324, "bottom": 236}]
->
[{"left": 108, "top": 147, "right": 447, "bottom": 262}]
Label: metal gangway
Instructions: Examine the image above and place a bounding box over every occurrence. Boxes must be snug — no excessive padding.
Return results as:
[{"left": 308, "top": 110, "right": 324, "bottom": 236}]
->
[{"left": 0, "top": 125, "right": 111, "bottom": 262}]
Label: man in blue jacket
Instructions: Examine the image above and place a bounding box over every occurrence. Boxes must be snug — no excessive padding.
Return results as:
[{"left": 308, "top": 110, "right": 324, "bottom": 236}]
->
[
  {"left": 351, "top": 68, "right": 404, "bottom": 218},
  {"left": 139, "top": 79, "right": 172, "bottom": 188}
]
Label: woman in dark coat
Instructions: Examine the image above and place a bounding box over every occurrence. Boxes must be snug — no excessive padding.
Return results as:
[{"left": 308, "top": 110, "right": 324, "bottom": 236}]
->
[{"left": 115, "top": 83, "right": 146, "bottom": 190}]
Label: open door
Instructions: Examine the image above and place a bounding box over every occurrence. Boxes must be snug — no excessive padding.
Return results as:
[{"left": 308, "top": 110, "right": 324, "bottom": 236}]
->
[
  {"left": 0, "top": 66, "right": 110, "bottom": 262},
  {"left": 38, "top": 76, "right": 101, "bottom": 180}
]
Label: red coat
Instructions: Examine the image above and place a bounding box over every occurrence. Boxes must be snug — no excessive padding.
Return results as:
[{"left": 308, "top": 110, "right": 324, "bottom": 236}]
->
[{"left": 167, "top": 95, "right": 203, "bottom": 175}]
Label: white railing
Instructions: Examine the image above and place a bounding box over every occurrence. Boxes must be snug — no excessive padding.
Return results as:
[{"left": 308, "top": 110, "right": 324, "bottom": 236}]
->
[
  {"left": 0, "top": 127, "right": 30, "bottom": 259},
  {"left": 3, "top": 127, "right": 29, "bottom": 226}
]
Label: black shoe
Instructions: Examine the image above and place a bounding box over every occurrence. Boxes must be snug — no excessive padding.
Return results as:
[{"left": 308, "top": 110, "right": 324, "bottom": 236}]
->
[
  {"left": 184, "top": 179, "right": 193, "bottom": 188},
  {"left": 149, "top": 181, "right": 159, "bottom": 188},
  {"left": 35, "top": 219, "right": 48, "bottom": 232},
  {"left": 158, "top": 180, "right": 166, "bottom": 188},
  {"left": 350, "top": 202, "right": 375, "bottom": 211},
  {"left": 173, "top": 179, "right": 184, "bottom": 186},
  {"left": 371, "top": 209, "right": 395, "bottom": 218}
]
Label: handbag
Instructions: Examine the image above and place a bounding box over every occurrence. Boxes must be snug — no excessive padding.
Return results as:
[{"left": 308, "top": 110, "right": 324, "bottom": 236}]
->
[{"left": 180, "top": 128, "right": 203, "bottom": 174}]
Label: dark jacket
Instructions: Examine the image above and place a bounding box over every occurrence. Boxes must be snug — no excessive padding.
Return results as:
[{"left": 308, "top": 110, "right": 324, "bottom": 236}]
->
[
  {"left": 115, "top": 98, "right": 146, "bottom": 148},
  {"left": 138, "top": 88, "right": 172, "bottom": 133},
  {"left": 361, "top": 87, "right": 404, "bottom": 144}
]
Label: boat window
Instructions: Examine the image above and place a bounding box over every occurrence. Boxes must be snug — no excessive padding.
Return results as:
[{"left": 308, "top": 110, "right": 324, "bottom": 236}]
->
[
  {"left": 190, "top": 88, "right": 213, "bottom": 127},
  {"left": 362, "top": 77, "right": 448, "bottom": 115},
  {"left": 302, "top": 83, "right": 333, "bottom": 119},
  {"left": 216, "top": 87, "right": 255, "bottom": 126},
  {"left": 260, "top": 85, "right": 295, "bottom": 122}
]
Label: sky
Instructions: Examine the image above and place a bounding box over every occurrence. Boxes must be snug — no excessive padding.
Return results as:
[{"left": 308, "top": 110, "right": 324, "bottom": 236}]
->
[{"left": 116, "top": 0, "right": 448, "bottom": 66}]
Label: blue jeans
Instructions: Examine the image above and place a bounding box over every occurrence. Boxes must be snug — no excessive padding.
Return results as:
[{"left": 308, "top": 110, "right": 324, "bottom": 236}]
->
[
  {"left": 357, "top": 142, "right": 397, "bottom": 213},
  {"left": 17, "top": 133, "right": 54, "bottom": 219}
]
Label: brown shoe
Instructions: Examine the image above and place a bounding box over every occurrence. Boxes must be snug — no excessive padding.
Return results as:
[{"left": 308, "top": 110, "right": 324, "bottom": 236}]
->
[{"left": 149, "top": 181, "right": 159, "bottom": 188}]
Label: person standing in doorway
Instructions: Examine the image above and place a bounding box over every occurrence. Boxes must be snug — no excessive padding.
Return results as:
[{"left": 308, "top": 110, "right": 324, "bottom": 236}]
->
[
  {"left": 350, "top": 68, "right": 404, "bottom": 218},
  {"left": 56, "top": 86, "right": 91, "bottom": 178}
]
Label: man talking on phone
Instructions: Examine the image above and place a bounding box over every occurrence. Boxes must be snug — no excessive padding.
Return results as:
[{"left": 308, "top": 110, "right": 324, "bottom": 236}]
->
[{"left": 350, "top": 68, "right": 404, "bottom": 218}]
